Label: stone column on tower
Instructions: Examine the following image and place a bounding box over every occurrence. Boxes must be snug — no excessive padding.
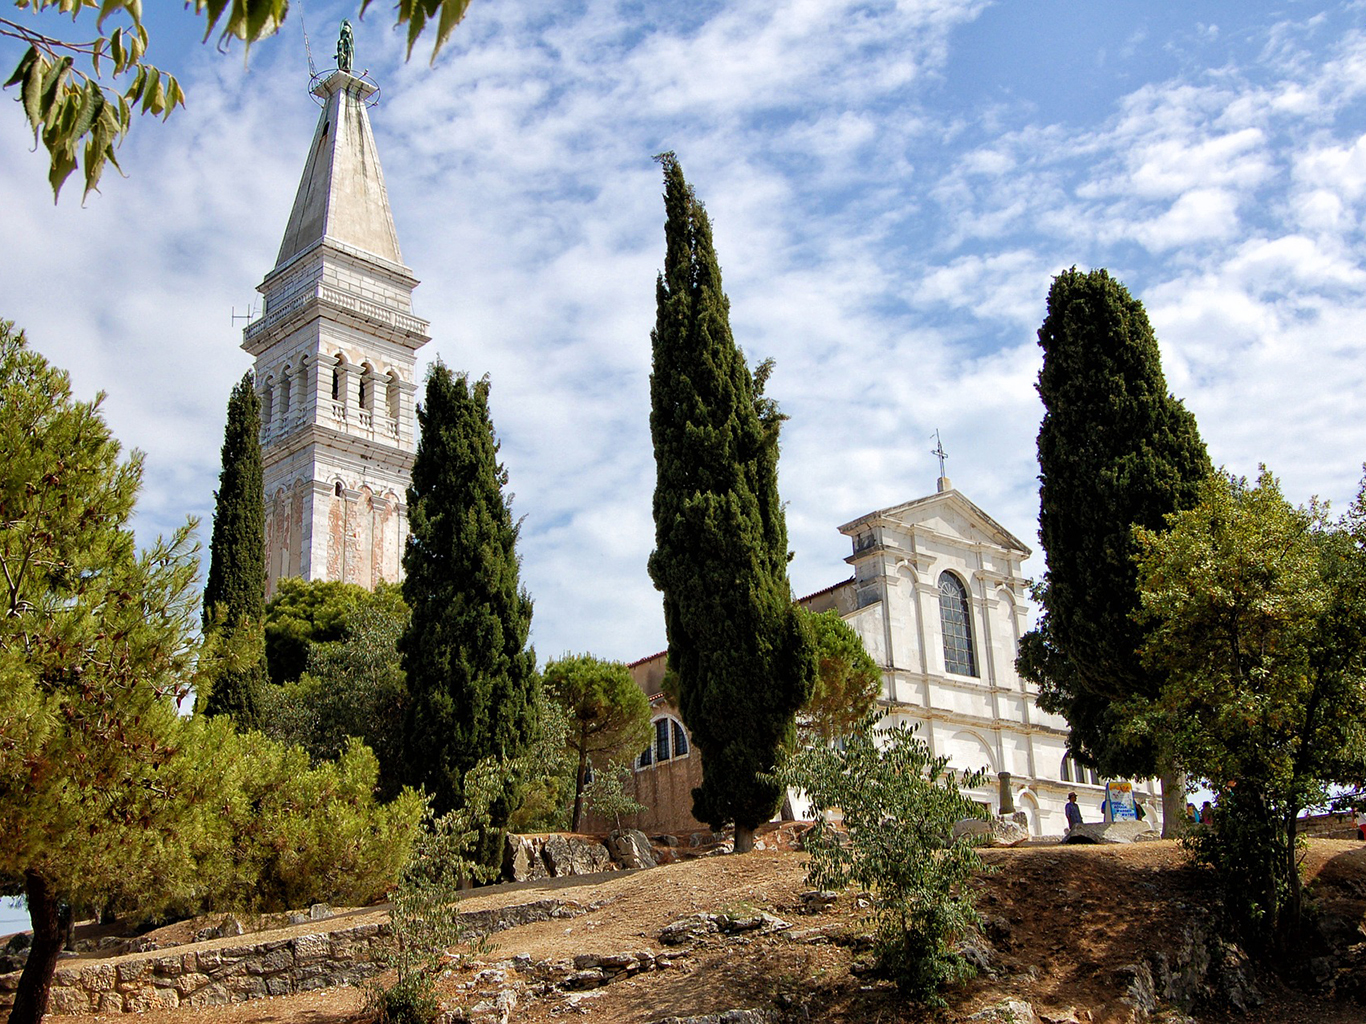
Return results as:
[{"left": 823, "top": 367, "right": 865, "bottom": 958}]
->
[{"left": 242, "top": 56, "right": 429, "bottom": 597}]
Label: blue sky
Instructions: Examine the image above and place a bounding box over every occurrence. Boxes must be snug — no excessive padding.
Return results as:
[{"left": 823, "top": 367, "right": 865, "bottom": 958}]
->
[{"left": 3, "top": 0, "right": 1366, "bottom": 674}]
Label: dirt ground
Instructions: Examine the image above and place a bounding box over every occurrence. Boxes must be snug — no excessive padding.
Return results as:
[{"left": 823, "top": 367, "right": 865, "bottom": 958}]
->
[{"left": 9, "top": 836, "right": 1366, "bottom": 1024}]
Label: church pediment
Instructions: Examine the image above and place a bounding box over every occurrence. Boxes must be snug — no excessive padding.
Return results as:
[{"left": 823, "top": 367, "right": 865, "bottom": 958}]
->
[{"left": 838, "top": 488, "right": 1031, "bottom": 561}]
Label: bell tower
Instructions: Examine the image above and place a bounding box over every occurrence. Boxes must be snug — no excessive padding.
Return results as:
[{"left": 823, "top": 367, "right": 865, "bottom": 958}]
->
[{"left": 242, "top": 32, "right": 429, "bottom": 596}]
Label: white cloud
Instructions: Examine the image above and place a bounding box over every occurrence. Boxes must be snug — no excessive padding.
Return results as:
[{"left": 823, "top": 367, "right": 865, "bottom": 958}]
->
[{"left": 6, "top": 2, "right": 1366, "bottom": 664}]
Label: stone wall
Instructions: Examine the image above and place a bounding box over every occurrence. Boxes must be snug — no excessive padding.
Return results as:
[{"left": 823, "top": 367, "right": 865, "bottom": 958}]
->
[{"left": 0, "top": 921, "right": 391, "bottom": 1015}]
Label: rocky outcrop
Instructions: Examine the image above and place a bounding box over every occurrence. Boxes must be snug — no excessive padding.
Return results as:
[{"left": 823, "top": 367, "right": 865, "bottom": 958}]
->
[
  {"left": 501, "top": 834, "right": 616, "bottom": 882},
  {"left": 608, "top": 828, "right": 658, "bottom": 870},
  {"left": 658, "top": 912, "right": 790, "bottom": 946},
  {"left": 1064, "top": 821, "right": 1161, "bottom": 844},
  {"left": 953, "top": 817, "right": 1031, "bottom": 847}
]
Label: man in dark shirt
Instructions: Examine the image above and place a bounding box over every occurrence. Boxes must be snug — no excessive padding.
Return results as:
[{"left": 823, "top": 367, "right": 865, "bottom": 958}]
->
[{"left": 1065, "top": 792, "right": 1083, "bottom": 831}]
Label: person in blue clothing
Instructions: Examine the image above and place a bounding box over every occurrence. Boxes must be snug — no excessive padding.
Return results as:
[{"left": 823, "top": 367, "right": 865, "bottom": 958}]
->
[{"left": 1065, "top": 792, "right": 1083, "bottom": 831}]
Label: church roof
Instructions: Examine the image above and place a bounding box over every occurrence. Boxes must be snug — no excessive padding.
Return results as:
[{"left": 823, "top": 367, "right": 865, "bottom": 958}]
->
[
  {"left": 838, "top": 486, "right": 1032, "bottom": 558},
  {"left": 274, "top": 71, "right": 405, "bottom": 269}
]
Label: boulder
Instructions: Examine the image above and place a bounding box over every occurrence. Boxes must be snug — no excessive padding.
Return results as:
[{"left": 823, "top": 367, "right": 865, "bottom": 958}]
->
[
  {"left": 990, "top": 818, "right": 1031, "bottom": 847},
  {"left": 541, "top": 834, "right": 575, "bottom": 877},
  {"left": 567, "top": 837, "right": 613, "bottom": 875},
  {"left": 3, "top": 934, "right": 30, "bottom": 954},
  {"left": 1064, "top": 821, "right": 1161, "bottom": 845},
  {"left": 953, "top": 817, "right": 1030, "bottom": 847},
  {"left": 503, "top": 835, "right": 549, "bottom": 882},
  {"left": 659, "top": 913, "right": 721, "bottom": 945},
  {"left": 799, "top": 890, "right": 839, "bottom": 915},
  {"left": 608, "top": 829, "right": 658, "bottom": 870},
  {"left": 963, "top": 999, "right": 1039, "bottom": 1023}
]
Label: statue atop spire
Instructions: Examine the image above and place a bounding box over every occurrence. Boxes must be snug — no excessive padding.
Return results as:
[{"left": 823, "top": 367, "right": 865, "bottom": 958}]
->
[{"left": 336, "top": 19, "right": 354, "bottom": 73}]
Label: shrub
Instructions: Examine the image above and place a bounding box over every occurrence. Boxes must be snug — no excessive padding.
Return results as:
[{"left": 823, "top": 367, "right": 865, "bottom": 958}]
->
[
  {"left": 373, "top": 759, "right": 512, "bottom": 1024},
  {"left": 172, "top": 720, "right": 425, "bottom": 916},
  {"left": 777, "top": 715, "right": 989, "bottom": 1005}
]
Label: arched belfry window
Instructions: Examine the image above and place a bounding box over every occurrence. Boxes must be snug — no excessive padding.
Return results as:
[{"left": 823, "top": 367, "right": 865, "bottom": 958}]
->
[{"left": 938, "top": 572, "right": 977, "bottom": 677}]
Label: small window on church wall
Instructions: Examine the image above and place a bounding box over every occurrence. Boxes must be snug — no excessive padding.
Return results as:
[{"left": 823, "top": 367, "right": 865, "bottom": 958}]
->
[
  {"left": 672, "top": 720, "right": 689, "bottom": 756},
  {"left": 280, "top": 372, "right": 292, "bottom": 416},
  {"left": 332, "top": 368, "right": 340, "bottom": 401},
  {"left": 358, "top": 377, "right": 368, "bottom": 409},
  {"left": 387, "top": 372, "right": 401, "bottom": 421},
  {"left": 334, "top": 481, "right": 344, "bottom": 497},
  {"left": 261, "top": 387, "right": 273, "bottom": 427},
  {"left": 938, "top": 572, "right": 977, "bottom": 677},
  {"left": 1060, "top": 757, "right": 1071, "bottom": 783}
]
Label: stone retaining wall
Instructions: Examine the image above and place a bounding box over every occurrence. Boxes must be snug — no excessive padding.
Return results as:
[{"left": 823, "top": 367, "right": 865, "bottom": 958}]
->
[
  {"left": 0, "top": 921, "right": 391, "bottom": 1015},
  {"left": 0, "top": 898, "right": 593, "bottom": 1016}
]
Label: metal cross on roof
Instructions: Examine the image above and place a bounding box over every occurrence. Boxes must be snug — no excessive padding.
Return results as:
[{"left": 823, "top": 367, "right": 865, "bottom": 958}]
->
[{"left": 931, "top": 429, "right": 948, "bottom": 477}]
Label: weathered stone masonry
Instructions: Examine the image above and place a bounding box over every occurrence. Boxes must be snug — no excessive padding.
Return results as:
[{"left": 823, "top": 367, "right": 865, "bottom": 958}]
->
[{"left": 0, "top": 922, "right": 391, "bottom": 1015}]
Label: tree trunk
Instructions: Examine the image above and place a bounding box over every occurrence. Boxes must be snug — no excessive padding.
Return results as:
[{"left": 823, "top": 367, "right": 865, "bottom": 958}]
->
[
  {"left": 1279, "top": 811, "right": 1303, "bottom": 956},
  {"left": 10, "top": 871, "right": 62, "bottom": 1024},
  {"left": 1159, "top": 766, "right": 1186, "bottom": 839},
  {"left": 571, "top": 745, "right": 588, "bottom": 833},
  {"left": 733, "top": 824, "right": 755, "bottom": 854}
]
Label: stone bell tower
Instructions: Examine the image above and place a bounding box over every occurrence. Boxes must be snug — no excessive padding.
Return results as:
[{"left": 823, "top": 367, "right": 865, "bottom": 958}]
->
[{"left": 242, "top": 30, "right": 429, "bottom": 597}]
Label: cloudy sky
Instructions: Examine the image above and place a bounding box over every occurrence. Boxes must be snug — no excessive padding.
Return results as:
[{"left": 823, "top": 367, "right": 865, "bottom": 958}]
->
[{"left": 3, "top": 1, "right": 1366, "bottom": 665}]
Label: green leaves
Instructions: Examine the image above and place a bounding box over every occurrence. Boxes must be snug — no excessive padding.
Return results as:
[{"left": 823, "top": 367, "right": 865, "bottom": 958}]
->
[
  {"left": 200, "top": 373, "right": 266, "bottom": 727},
  {"left": 1134, "top": 468, "right": 1366, "bottom": 951},
  {"left": 542, "top": 653, "right": 652, "bottom": 830},
  {"left": 187, "top": 0, "right": 288, "bottom": 50},
  {"left": 648, "top": 156, "right": 816, "bottom": 837},
  {"left": 4, "top": 0, "right": 473, "bottom": 202},
  {"left": 400, "top": 363, "right": 537, "bottom": 865},
  {"left": 361, "top": 0, "right": 473, "bottom": 64},
  {"left": 2, "top": 3, "right": 182, "bottom": 200},
  {"left": 1024, "top": 266, "right": 1211, "bottom": 780},
  {"left": 778, "top": 715, "right": 988, "bottom": 1004}
]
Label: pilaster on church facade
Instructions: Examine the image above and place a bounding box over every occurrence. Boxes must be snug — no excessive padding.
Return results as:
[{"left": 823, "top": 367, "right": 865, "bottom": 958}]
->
[{"left": 243, "top": 62, "right": 428, "bottom": 597}]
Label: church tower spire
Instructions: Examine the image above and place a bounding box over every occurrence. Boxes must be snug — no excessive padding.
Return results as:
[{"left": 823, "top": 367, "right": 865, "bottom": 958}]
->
[{"left": 243, "top": 30, "right": 429, "bottom": 597}]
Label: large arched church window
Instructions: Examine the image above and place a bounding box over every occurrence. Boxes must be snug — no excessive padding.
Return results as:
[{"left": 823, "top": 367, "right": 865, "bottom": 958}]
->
[
  {"left": 636, "top": 715, "right": 691, "bottom": 770},
  {"left": 938, "top": 571, "right": 977, "bottom": 677}
]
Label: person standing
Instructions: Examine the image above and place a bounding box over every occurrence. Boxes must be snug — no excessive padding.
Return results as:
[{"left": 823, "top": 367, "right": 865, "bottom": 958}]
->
[{"left": 1065, "top": 792, "right": 1083, "bottom": 831}]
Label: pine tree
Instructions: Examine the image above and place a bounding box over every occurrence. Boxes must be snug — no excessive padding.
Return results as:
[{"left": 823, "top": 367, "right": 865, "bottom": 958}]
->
[
  {"left": 647, "top": 154, "right": 816, "bottom": 853},
  {"left": 399, "top": 364, "right": 537, "bottom": 865},
  {"left": 201, "top": 373, "right": 267, "bottom": 725},
  {"left": 1021, "top": 268, "right": 1210, "bottom": 824},
  {"left": 0, "top": 324, "right": 208, "bottom": 1024},
  {"left": 542, "top": 654, "right": 652, "bottom": 832}
]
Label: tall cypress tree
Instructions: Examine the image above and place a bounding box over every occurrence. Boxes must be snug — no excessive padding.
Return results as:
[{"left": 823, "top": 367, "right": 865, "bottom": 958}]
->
[
  {"left": 1020, "top": 267, "right": 1210, "bottom": 827},
  {"left": 399, "top": 363, "right": 537, "bottom": 862},
  {"left": 202, "top": 372, "right": 266, "bottom": 725},
  {"left": 647, "top": 153, "right": 816, "bottom": 853}
]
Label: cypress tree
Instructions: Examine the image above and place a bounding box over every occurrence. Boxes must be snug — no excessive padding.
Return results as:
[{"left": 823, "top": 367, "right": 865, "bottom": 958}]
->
[
  {"left": 399, "top": 363, "right": 537, "bottom": 863},
  {"left": 647, "top": 154, "right": 816, "bottom": 853},
  {"left": 201, "top": 372, "right": 267, "bottom": 725},
  {"left": 1021, "top": 267, "right": 1210, "bottom": 826}
]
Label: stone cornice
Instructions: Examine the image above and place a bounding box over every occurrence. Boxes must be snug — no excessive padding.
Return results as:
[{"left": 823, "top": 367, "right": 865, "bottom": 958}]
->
[
  {"left": 262, "top": 424, "right": 416, "bottom": 473},
  {"left": 243, "top": 285, "right": 430, "bottom": 355}
]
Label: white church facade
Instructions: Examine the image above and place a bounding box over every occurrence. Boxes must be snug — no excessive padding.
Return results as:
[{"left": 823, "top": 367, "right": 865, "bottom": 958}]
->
[
  {"left": 243, "top": 65, "right": 428, "bottom": 597},
  {"left": 611, "top": 476, "right": 1163, "bottom": 838},
  {"left": 808, "top": 477, "right": 1160, "bottom": 835}
]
